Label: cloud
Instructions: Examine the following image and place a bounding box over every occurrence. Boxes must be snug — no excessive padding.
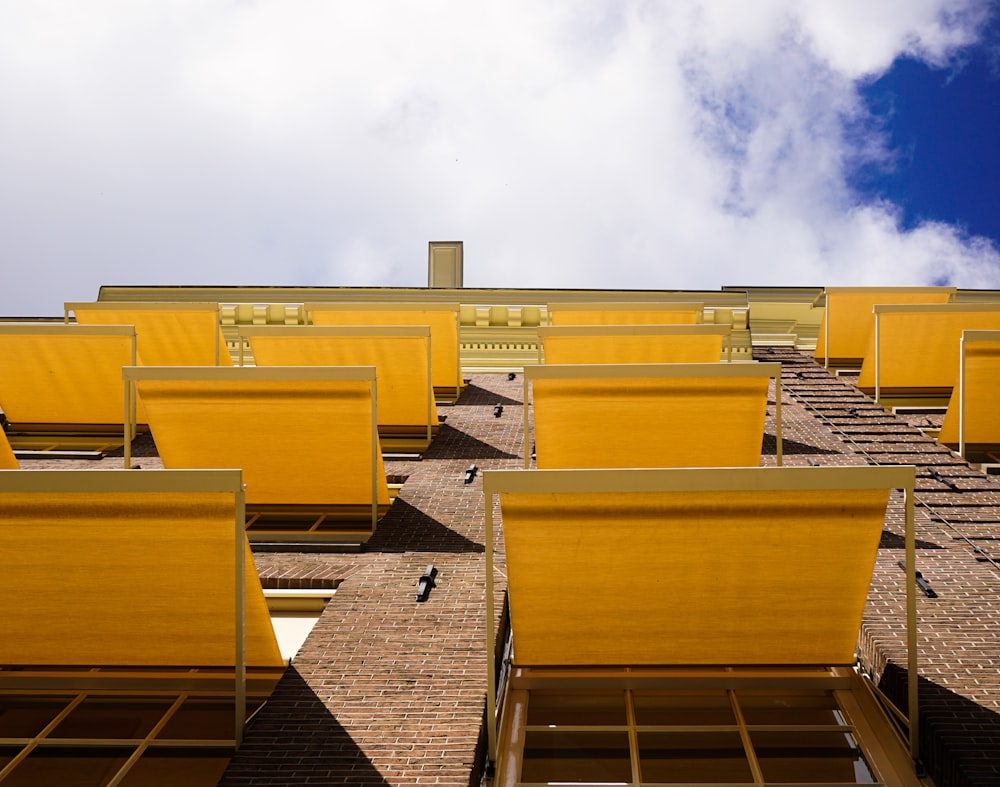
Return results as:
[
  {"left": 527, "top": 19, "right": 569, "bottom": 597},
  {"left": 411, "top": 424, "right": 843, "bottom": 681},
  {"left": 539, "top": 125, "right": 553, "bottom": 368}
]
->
[{"left": 0, "top": 0, "right": 997, "bottom": 315}]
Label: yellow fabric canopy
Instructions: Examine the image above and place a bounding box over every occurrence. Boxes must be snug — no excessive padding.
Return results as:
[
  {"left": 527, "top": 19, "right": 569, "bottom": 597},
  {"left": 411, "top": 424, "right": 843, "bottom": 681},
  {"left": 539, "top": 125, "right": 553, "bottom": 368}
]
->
[
  {"left": 246, "top": 328, "right": 433, "bottom": 434},
  {"left": 69, "top": 303, "right": 231, "bottom": 366},
  {"left": 815, "top": 287, "right": 953, "bottom": 364},
  {"left": 306, "top": 303, "right": 460, "bottom": 396},
  {"left": 0, "top": 325, "right": 137, "bottom": 427},
  {"left": 548, "top": 302, "right": 702, "bottom": 326},
  {"left": 0, "top": 472, "right": 282, "bottom": 668},
  {"left": 531, "top": 373, "right": 769, "bottom": 469},
  {"left": 857, "top": 305, "right": 1000, "bottom": 394},
  {"left": 133, "top": 370, "right": 389, "bottom": 508},
  {"left": 0, "top": 429, "right": 17, "bottom": 469},
  {"left": 939, "top": 332, "right": 1000, "bottom": 448},
  {"left": 540, "top": 326, "right": 727, "bottom": 364},
  {"left": 499, "top": 486, "right": 889, "bottom": 666}
]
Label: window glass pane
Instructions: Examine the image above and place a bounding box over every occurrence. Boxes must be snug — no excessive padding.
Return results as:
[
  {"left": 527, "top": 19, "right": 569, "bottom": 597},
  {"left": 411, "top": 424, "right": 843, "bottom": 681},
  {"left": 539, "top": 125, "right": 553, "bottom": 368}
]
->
[
  {"left": 526, "top": 691, "right": 627, "bottom": 726},
  {"left": 752, "top": 730, "right": 877, "bottom": 783},
  {"left": 0, "top": 745, "right": 22, "bottom": 770},
  {"left": 633, "top": 691, "right": 735, "bottom": 726},
  {"left": 0, "top": 696, "right": 73, "bottom": 737},
  {"left": 119, "top": 749, "right": 232, "bottom": 786},
  {"left": 638, "top": 731, "right": 752, "bottom": 783},
  {"left": 521, "top": 729, "right": 631, "bottom": 783},
  {"left": 3, "top": 746, "right": 133, "bottom": 787},
  {"left": 737, "top": 690, "right": 842, "bottom": 726},
  {"left": 157, "top": 698, "right": 239, "bottom": 740},
  {"left": 50, "top": 698, "right": 173, "bottom": 740}
]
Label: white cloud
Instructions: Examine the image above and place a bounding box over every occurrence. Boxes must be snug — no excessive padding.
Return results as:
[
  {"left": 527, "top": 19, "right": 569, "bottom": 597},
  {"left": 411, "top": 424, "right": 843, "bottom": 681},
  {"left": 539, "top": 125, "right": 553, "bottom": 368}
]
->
[{"left": 0, "top": 0, "right": 996, "bottom": 315}]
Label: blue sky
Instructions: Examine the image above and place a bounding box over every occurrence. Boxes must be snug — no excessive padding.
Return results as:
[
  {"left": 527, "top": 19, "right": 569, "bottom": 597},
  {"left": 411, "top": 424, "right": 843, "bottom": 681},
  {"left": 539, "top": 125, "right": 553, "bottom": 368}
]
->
[
  {"left": 853, "top": 11, "right": 1000, "bottom": 251},
  {"left": 1, "top": 1, "right": 999, "bottom": 316}
]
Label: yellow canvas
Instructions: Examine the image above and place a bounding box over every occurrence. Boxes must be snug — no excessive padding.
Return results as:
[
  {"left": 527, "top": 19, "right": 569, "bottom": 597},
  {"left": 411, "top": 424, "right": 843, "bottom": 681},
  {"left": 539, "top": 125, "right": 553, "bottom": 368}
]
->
[
  {"left": 0, "top": 325, "right": 137, "bottom": 428},
  {"left": 498, "top": 485, "right": 889, "bottom": 666},
  {"left": 857, "top": 304, "right": 1000, "bottom": 395},
  {"left": 540, "top": 325, "right": 728, "bottom": 364},
  {"left": 939, "top": 332, "right": 1000, "bottom": 450},
  {"left": 306, "top": 303, "right": 461, "bottom": 397},
  {"left": 530, "top": 367, "right": 770, "bottom": 469},
  {"left": 245, "top": 327, "right": 434, "bottom": 439},
  {"left": 69, "top": 302, "right": 231, "bottom": 366},
  {"left": 0, "top": 472, "right": 282, "bottom": 669},
  {"left": 132, "top": 369, "right": 389, "bottom": 510},
  {"left": 0, "top": 429, "right": 17, "bottom": 469},
  {"left": 815, "top": 287, "right": 954, "bottom": 365},
  {"left": 548, "top": 302, "right": 703, "bottom": 326}
]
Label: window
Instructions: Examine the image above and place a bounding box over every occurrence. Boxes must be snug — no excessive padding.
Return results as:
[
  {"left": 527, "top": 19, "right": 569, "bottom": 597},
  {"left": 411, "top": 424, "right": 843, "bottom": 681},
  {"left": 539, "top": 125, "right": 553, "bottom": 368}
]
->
[
  {"left": 497, "top": 669, "right": 916, "bottom": 786},
  {"left": 0, "top": 676, "right": 279, "bottom": 786}
]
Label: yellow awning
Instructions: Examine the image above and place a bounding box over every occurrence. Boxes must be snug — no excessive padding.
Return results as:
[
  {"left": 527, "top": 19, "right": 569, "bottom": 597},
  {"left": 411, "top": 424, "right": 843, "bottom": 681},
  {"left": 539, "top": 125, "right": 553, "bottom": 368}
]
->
[
  {"left": 939, "top": 330, "right": 1000, "bottom": 449},
  {"left": 0, "top": 428, "right": 17, "bottom": 469},
  {"left": 527, "top": 363, "right": 774, "bottom": 469},
  {"left": 858, "top": 303, "right": 1000, "bottom": 394},
  {"left": 243, "top": 326, "right": 434, "bottom": 436},
  {"left": 0, "top": 324, "right": 137, "bottom": 427},
  {"left": 487, "top": 467, "right": 904, "bottom": 667},
  {"left": 305, "top": 302, "right": 461, "bottom": 396},
  {"left": 539, "top": 325, "right": 729, "bottom": 364},
  {"left": 128, "top": 366, "right": 389, "bottom": 509},
  {"left": 815, "top": 286, "right": 954, "bottom": 364},
  {"left": 68, "top": 302, "right": 231, "bottom": 366},
  {"left": 548, "top": 301, "right": 703, "bottom": 326},
  {"left": 0, "top": 469, "right": 282, "bottom": 669}
]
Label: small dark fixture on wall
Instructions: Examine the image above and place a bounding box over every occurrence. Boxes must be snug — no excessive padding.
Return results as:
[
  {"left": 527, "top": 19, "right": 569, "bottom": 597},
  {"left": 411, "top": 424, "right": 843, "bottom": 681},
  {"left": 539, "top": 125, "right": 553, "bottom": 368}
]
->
[
  {"left": 416, "top": 564, "right": 438, "bottom": 602},
  {"left": 897, "top": 560, "right": 938, "bottom": 598}
]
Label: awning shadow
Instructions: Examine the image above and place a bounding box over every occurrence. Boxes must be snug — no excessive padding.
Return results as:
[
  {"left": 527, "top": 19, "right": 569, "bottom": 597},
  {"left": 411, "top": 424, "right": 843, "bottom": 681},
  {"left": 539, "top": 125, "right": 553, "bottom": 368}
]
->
[
  {"left": 367, "top": 498, "right": 484, "bottom": 553},
  {"left": 878, "top": 531, "right": 945, "bottom": 550},
  {"left": 878, "top": 663, "right": 1000, "bottom": 786},
  {"left": 762, "top": 433, "right": 841, "bottom": 455},
  {"left": 219, "top": 667, "right": 391, "bottom": 786},
  {"left": 422, "top": 423, "right": 520, "bottom": 460},
  {"left": 457, "top": 382, "right": 522, "bottom": 406}
]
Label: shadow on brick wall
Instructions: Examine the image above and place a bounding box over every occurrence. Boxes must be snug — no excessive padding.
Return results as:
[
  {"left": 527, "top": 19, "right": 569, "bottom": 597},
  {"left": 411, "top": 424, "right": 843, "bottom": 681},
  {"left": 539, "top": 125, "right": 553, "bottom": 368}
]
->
[
  {"left": 424, "top": 424, "right": 520, "bottom": 460},
  {"left": 108, "top": 431, "right": 158, "bottom": 458},
  {"left": 878, "top": 531, "right": 945, "bottom": 550},
  {"left": 220, "top": 668, "right": 392, "bottom": 786},
  {"left": 880, "top": 663, "right": 1000, "bottom": 787},
  {"left": 456, "top": 382, "right": 522, "bottom": 406},
  {"left": 762, "top": 433, "right": 841, "bottom": 455},
  {"left": 366, "top": 498, "right": 485, "bottom": 553}
]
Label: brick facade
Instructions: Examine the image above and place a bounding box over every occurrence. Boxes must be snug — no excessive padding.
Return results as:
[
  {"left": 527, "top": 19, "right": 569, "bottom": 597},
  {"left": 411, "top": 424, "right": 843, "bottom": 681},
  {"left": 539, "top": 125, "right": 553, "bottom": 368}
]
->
[{"left": 15, "top": 351, "right": 1000, "bottom": 785}]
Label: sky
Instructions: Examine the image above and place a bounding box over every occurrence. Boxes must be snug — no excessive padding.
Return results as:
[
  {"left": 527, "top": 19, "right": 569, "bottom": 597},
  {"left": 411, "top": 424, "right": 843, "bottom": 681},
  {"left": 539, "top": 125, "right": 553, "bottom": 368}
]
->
[{"left": 1, "top": 1, "right": 999, "bottom": 316}]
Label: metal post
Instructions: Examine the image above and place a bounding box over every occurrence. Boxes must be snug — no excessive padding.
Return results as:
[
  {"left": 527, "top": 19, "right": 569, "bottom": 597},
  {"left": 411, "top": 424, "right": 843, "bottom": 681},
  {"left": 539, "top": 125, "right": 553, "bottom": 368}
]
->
[
  {"left": 874, "top": 310, "right": 881, "bottom": 404},
  {"left": 824, "top": 295, "right": 830, "bottom": 369},
  {"left": 235, "top": 480, "right": 247, "bottom": 748},
  {"left": 959, "top": 333, "right": 967, "bottom": 459},
  {"left": 523, "top": 375, "right": 530, "bottom": 469},
  {"left": 123, "top": 377, "right": 132, "bottom": 470},
  {"left": 371, "top": 376, "right": 379, "bottom": 532},
  {"left": 485, "top": 481, "right": 498, "bottom": 765},
  {"left": 775, "top": 375, "right": 783, "bottom": 467},
  {"left": 905, "top": 482, "right": 919, "bottom": 761}
]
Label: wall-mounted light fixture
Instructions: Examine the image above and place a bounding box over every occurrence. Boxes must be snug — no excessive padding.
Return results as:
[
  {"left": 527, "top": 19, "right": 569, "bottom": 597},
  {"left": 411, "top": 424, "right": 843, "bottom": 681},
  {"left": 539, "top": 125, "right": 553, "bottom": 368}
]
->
[
  {"left": 416, "top": 564, "right": 438, "bottom": 602},
  {"left": 897, "top": 560, "right": 938, "bottom": 598}
]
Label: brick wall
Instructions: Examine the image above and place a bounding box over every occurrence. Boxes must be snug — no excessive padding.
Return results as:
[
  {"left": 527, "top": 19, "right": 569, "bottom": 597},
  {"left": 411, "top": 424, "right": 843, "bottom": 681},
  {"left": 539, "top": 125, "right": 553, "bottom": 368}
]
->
[{"left": 20, "top": 356, "right": 999, "bottom": 785}]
